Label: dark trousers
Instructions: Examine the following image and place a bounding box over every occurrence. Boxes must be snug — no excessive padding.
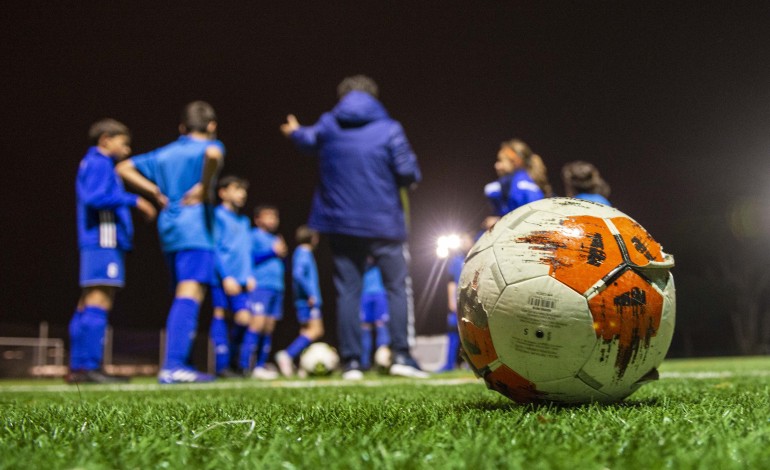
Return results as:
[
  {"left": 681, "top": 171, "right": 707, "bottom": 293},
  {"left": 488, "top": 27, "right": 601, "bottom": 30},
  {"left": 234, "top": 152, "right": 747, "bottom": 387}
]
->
[{"left": 329, "top": 234, "right": 414, "bottom": 362}]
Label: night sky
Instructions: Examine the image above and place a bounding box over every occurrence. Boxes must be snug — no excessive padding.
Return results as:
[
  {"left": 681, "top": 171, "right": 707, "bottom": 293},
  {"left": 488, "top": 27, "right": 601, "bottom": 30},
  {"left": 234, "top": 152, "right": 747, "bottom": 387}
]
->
[{"left": 3, "top": 3, "right": 770, "bottom": 356}]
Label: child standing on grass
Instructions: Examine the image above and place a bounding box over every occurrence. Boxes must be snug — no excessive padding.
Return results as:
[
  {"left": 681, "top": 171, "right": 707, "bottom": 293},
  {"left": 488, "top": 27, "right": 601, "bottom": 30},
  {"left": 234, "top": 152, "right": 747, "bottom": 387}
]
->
[
  {"left": 117, "top": 101, "right": 224, "bottom": 384},
  {"left": 68, "top": 119, "right": 158, "bottom": 384},
  {"left": 438, "top": 232, "right": 474, "bottom": 372},
  {"left": 359, "top": 263, "right": 390, "bottom": 371},
  {"left": 240, "top": 205, "right": 287, "bottom": 379},
  {"left": 210, "top": 176, "right": 255, "bottom": 378},
  {"left": 275, "top": 225, "right": 324, "bottom": 377}
]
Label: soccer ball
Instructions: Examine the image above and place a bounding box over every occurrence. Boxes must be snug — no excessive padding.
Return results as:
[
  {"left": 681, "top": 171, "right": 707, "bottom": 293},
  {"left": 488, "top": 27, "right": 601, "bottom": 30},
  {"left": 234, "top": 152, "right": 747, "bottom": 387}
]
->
[
  {"left": 458, "top": 198, "right": 675, "bottom": 404},
  {"left": 299, "top": 342, "right": 340, "bottom": 376},
  {"left": 373, "top": 345, "right": 392, "bottom": 370}
]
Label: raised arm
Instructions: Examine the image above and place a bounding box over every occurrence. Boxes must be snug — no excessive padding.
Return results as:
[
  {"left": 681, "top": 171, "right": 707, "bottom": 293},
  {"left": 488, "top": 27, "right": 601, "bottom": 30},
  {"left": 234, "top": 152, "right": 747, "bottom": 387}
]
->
[{"left": 181, "top": 144, "right": 224, "bottom": 206}]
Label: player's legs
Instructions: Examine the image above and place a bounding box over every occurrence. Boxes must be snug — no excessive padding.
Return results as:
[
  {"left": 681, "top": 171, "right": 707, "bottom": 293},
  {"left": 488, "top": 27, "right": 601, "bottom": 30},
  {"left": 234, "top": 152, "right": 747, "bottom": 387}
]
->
[
  {"left": 360, "top": 322, "right": 374, "bottom": 369},
  {"left": 329, "top": 234, "right": 368, "bottom": 371},
  {"left": 440, "top": 311, "right": 460, "bottom": 372},
  {"left": 159, "top": 250, "right": 215, "bottom": 383},
  {"left": 210, "top": 287, "right": 230, "bottom": 374},
  {"left": 69, "top": 248, "right": 126, "bottom": 383}
]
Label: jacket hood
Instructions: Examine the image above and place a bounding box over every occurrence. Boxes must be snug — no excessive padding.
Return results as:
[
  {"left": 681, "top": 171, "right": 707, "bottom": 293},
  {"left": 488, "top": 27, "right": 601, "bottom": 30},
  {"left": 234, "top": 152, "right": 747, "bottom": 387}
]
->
[{"left": 332, "top": 91, "right": 389, "bottom": 127}]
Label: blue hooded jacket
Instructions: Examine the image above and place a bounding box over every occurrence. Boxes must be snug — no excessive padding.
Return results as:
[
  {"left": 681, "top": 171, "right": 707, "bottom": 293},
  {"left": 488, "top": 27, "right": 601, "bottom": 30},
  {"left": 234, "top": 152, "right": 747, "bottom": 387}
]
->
[{"left": 290, "top": 91, "right": 421, "bottom": 241}]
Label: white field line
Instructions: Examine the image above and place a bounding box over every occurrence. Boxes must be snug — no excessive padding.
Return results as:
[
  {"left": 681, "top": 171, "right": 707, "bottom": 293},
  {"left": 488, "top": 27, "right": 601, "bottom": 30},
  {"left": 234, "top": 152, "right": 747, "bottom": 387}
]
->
[{"left": 0, "top": 369, "right": 768, "bottom": 394}]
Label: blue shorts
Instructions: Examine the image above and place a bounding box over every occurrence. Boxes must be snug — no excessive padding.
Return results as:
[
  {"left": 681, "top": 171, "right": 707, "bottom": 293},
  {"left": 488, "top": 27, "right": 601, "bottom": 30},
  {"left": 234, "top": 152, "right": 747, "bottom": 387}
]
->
[
  {"left": 447, "top": 311, "right": 458, "bottom": 330},
  {"left": 296, "top": 305, "right": 322, "bottom": 324},
  {"left": 250, "top": 288, "right": 284, "bottom": 319},
  {"left": 80, "top": 248, "right": 125, "bottom": 288},
  {"left": 211, "top": 286, "right": 250, "bottom": 312},
  {"left": 360, "top": 293, "right": 389, "bottom": 324},
  {"left": 164, "top": 249, "right": 215, "bottom": 285}
]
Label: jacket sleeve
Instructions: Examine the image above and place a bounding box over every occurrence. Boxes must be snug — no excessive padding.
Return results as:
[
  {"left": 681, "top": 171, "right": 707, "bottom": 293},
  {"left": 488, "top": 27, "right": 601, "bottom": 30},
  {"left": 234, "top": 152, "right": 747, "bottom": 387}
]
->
[
  {"left": 290, "top": 120, "right": 323, "bottom": 154},
  {"left": 79, "top": 158, "right": 138, "bottom": 210},
  {"left": 387, "top": 122, "right": 421, "bottom": 187}
]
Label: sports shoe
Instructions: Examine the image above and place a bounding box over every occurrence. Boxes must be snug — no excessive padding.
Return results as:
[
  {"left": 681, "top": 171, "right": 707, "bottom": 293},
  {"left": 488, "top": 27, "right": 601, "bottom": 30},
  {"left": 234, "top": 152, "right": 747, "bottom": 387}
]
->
[
  {"left": 251, "top": 366, "right": 279, "bottom": 380},
  {"left": 342, "top": 360, "right": 364, "bottom": 380},
  {"left": 65, "top": 369, "right": 130, "bottom": 384},
  {"left": 274, "top": 350, "right": 295, "bottom": 377},
  {"left": 158, "top": 368, "right": 216, "bottom": 384},
  {"left": 389, "top": 354, "right": 429, "bottom": 379}
]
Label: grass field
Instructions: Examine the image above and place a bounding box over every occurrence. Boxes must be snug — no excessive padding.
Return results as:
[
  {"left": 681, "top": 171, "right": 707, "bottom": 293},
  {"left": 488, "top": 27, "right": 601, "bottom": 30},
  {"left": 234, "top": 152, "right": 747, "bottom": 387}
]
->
[{"left": 1, "top": 357, "right": 769, "bottom": 469}]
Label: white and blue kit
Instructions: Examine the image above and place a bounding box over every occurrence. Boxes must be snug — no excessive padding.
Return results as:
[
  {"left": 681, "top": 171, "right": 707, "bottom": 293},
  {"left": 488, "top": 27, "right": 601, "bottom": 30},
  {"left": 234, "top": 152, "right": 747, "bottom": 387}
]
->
[
  {"left": 292, "top": 245, "right": 322, "bottom": 323},
  {"left": 76, "top": 146, "right": 138, "bottom": 287},
  {"left": 484, "top": 168, "right": 543, "bottom": 217},
  {"left": 70, "top": 146, "right": 138, "bottom": 373}
]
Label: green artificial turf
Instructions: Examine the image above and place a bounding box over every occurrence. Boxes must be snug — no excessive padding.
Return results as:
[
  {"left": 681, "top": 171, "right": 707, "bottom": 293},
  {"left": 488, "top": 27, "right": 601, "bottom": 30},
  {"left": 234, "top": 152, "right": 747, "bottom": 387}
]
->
[{"left": 1, "top": 357, "right": 769, "bottom": 469}]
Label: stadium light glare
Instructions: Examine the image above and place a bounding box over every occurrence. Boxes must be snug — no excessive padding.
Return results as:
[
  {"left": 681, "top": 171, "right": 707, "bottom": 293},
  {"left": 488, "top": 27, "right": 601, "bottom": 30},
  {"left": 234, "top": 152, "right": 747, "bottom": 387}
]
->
[{"left": 436, "top": 233, "right": 461, "bottom": 259}]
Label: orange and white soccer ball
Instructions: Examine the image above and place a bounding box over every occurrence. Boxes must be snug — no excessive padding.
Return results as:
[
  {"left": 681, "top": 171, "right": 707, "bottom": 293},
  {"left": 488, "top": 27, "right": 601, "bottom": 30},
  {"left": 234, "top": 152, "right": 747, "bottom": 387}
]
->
[{"left": 458, "top": 198, "right": 675, "bottom": 404}]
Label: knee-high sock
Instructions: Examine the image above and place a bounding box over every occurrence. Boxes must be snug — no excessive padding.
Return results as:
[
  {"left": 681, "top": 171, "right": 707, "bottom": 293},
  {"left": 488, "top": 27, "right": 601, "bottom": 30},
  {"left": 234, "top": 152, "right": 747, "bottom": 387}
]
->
[
  {"left": 79, "top": 306, "right": 108, "bottom": 371},
  {"left": 256, "top": 334, "right": 272, "bottom": 367},
  {"left": 164, "top": 298, "right": 200, "bottom": 370},
  {"left": 286, "top": 334, "right": 312, "bottom": 359},
  {"left": 375, "top": 323, "right": 390, "bottom": 349},
  {"left": 210, "top": 316, "right": 229, "bottom": 373},
  {"left": 360, "top": 326, "right": 373, "bottom": 369},
  {"left": 239, "top": 330, "right": 260, "bottom": 370},
  {"left": 445, "top": 331, "right": 461, "bottom": 370},
  {"left": 229, "top": 323, "right": 247, "bottom": 369}
]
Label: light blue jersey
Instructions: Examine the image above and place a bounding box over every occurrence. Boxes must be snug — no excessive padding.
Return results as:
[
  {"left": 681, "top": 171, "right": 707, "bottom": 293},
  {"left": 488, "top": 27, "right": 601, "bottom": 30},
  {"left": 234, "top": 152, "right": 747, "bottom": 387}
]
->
[
  {"left": 363, "top": 265, "right": 385, "bottom": 295},
  {"left": 214, "top": 205, "right": 252, "bottom": 285},
  {"left": 251, "top": 227, "right": 285, "bottom": 291},
  {"left": 132, "top": 135, "right": 225, "bottom": 253},
  {"left": 292, "top": 245, "right": 321, "bottom": 309}
]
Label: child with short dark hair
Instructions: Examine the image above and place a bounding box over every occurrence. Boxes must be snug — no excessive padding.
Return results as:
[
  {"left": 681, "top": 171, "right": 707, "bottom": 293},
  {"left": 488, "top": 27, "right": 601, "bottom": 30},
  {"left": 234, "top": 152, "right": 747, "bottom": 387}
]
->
[
  {"left": 68, "top": 118, "right": 157, "bottom": 384},
  {"left": 275, "top": 225, "right": 324, "bottom": 376},
  {"left": 210, "top": 176, "right": 255, "bottom": 378},
  {"left": 117, "top": 101, "right": 224, "bottom": 384}
]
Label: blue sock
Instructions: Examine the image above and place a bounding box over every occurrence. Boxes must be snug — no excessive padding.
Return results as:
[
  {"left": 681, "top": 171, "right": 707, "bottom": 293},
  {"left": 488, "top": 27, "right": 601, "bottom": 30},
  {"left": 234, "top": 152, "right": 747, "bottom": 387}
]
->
[
  {"left": 210, "top": 317, "right": 229, "bottom": 373},
  {"left": 257, "top": 334, "right": 272, "bottom": 367},
  {"left": 69, "top": 309, "right": 84, "bottom": 370},
  {"left": 375, "top": 323, "right": 390, "bottom": 349},
  {"left": 445, "top": 331, "right": 461, "bottom": 370},
  {"left": 164, "top": 298, "right": 200, "bottom": 370},
  {"left": 239, "top": 330, "right": 259, "bottom": 370},
  {"left": 229, "top": 323, "right": 247, "bottom": 369},
  {"left": 80, "top": 306, "right": 108, "bottom": 371},
  {"left": 286, "top": 335, "right": 312, "bottom": 359},
  {"left": 361, "top": 326, "right": 373, "bottom": 369}
]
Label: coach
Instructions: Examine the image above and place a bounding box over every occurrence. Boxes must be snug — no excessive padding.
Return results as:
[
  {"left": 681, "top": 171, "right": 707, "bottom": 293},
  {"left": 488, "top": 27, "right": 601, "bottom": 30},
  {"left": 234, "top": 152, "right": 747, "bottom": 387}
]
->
[{"left": 281, "top": 75, "right": 426, "bottom": 379}]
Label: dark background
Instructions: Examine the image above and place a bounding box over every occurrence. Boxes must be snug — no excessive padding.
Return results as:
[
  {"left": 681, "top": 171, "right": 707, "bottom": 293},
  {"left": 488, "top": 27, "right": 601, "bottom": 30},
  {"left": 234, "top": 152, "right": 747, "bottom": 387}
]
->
[{"left": 3, "top": 2, "right": 770, "bottom": 360}]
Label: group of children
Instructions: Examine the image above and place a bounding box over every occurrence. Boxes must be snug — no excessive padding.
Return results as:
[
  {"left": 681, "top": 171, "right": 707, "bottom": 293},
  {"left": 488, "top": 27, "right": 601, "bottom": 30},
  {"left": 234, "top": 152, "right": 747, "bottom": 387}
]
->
[{"left": 69, "top": 101, "right": 381, "bottom": 384}]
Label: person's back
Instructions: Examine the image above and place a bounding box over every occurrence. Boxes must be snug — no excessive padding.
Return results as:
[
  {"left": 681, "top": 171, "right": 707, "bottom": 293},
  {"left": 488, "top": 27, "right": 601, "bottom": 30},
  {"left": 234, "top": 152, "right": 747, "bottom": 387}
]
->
[
  {"left": 281, "top": 75, "right": 426, "bottom": 379},
  {"left": 562, "top": 160, "right": 611, "bottom": 207},
  {"left": 291, "top": 90, "right": 421, "bottom": 241}
]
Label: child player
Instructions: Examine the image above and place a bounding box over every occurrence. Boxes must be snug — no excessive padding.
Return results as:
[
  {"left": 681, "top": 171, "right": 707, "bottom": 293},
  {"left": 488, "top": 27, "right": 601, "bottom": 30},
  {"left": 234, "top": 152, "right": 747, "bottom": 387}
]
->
[
  {"left": 210, "top": 176, "right": 255, "bottom": 378},
  {"left": 359, "top": 263, "right": 390, "bottom": 371},
  {"left": 117, "top": 101, "right": 224, "bottom": 384},
  {"left": 275, "top": 225, "right": 324, "bottom": 377},
  {"left": 439, "top": 232, "right": 474, "bottom": 372},
  {"left": 68, "top": 119, "right": 158, "bottom": 384},
  {"left": 239, "top": 205, "right": 287, "bottom": 379}
]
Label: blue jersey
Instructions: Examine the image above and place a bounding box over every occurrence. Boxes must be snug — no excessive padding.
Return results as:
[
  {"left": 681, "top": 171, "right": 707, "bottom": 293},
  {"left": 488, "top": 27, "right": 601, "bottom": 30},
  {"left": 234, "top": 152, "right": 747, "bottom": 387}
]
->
[
  {"left": 214, "top": 205, "right": 252, "bottom": 285},
  {"left": 251, "top": 227, "right": 285, "bottom": 291},
  {"left": 131, "top": 135, "right": 225, "bottom": 253},
  {"left": 484, "top": 169, "right": 543, "bottom": 216},
  {"left": 363, "top": 265, "right": 385, "bottom": 295},
  {"left": 76, "top": 147, "right": 138, "bottom": 251},
  {"left": 574, "top": 193, "right": 611, "bottom": 206},
  {"left": 292, "top": 245, "right": 321, "bottom": 308}
]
